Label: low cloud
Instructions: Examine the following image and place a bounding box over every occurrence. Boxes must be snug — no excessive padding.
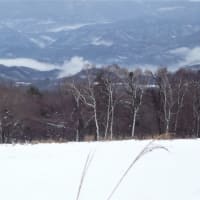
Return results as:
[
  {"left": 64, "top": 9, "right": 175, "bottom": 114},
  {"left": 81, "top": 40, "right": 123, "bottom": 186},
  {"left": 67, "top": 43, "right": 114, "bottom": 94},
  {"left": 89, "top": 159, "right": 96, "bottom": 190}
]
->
[
  {"left": 0, "top": 58, "right": 58, "bottom": 71},
  {"left": 169, "top": 47, "right": 190, "bottom": 56},
  {"left": 170, "top": 46, "right": 200, "bottom": 67},
  {"left": 0, "top": 57, "right": 92, "bottom": 78},
  {"left": 58, "top": 56, "right": 91, "bottom": 78}
]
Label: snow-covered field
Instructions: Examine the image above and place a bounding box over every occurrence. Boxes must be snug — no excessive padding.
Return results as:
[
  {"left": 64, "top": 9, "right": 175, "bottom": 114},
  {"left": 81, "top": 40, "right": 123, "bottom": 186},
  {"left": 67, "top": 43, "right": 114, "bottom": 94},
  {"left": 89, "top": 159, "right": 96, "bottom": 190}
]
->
[{"left": 0, "top": 139, "right": 199, "bottom": 200}]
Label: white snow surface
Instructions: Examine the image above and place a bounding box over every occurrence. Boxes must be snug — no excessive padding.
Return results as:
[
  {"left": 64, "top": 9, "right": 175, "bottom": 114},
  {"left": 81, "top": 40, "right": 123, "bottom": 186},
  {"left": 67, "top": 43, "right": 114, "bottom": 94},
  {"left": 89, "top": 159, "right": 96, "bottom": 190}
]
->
[{"left": 0, "top": 139, "right": 199, "bottom": 200}]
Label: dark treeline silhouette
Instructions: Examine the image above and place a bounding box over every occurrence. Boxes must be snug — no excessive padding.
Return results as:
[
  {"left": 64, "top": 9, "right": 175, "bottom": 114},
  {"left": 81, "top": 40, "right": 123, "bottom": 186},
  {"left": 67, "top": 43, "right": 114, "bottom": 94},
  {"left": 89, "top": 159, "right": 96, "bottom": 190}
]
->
[{"left": 0, "top": 66, "right": 200, "bottom": 143}]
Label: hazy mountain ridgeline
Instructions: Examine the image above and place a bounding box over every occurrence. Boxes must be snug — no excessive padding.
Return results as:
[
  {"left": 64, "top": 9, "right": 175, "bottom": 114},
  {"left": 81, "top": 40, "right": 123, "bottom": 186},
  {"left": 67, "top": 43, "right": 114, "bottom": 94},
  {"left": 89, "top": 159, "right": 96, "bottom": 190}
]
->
[{"left": 0, "top": 0, "right": 200, "bottom": 69}]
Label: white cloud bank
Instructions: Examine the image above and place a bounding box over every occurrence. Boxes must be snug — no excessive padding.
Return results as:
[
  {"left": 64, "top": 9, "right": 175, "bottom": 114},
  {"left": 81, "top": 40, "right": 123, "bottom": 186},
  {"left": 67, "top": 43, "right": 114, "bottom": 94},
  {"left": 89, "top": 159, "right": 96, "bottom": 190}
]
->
[
  {"left": 0, "top": 56, "right": 92, "bottom": 77},
  {"left": 58, "top": 56, "right": 91, "bottom": 78},
  {"left": 0, "top": 58, "right": 58, "bottom": 71},
  {"left": 170, "top": 46, "right": 200, "bottom": 67}
]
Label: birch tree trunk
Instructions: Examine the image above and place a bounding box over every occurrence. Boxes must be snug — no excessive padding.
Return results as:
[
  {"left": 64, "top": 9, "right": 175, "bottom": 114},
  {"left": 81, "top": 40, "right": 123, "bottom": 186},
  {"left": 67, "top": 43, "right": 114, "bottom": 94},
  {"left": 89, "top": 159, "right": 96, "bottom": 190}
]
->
[
  {"left": 94, "top": 101, "right": 100, "bottom": 140},
  {"left": 131, "top": 110, "right": 137, "bottom": 137},
  {"left": 104, "top": 92, "right": 111, "bottom": 139},
  {"left": 197, "top": 116, "right": 200, "bottom": 137}
]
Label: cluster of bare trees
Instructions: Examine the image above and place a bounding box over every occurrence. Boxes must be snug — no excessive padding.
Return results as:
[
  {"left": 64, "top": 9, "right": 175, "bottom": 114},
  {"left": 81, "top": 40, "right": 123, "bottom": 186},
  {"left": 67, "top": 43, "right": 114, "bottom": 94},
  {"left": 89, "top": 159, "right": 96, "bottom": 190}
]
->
[
  {"left": 61, "top": 67, "right": 200, "bottom": 141},
  {"left": 0, "top": 66, "right": 200, "bottom": 143}
]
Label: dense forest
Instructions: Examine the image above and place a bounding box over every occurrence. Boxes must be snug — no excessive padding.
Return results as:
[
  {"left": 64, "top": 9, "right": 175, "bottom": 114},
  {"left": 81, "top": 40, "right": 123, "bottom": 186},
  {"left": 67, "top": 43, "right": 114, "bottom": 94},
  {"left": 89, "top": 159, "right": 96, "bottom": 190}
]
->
[{"left": 0, "top": 66, "right": 200, "bottom": 143}]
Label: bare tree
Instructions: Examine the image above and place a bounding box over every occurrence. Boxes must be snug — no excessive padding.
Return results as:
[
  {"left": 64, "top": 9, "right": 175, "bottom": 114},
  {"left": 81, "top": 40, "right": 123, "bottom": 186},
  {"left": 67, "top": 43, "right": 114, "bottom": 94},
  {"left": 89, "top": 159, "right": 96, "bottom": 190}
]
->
[
  {"left": 67, "top": 82, "right": 85, "bottom": 141},
  {"left": 69, "top": 67, "right": 101, "bottom": 140},
  {"left": 155, "top": 69, "right": 175, "bottom": 134},
  {"left": 102, "top": 74, "right": 120, "bottom": 139},
  {"left": 107, "top": 79, "right": 115, "bottom": 139},
  {"left": 124, "top": 69, "right": 145, "bottom": 137},
  {"left": 173, "top": 70, "right": 188, "bottom": 133},
  {"left": 191, "top": 80, "right": 200, "bottom": 137},
  {"left": 155, "top": 68, "right": 188, "bottom": 135}
]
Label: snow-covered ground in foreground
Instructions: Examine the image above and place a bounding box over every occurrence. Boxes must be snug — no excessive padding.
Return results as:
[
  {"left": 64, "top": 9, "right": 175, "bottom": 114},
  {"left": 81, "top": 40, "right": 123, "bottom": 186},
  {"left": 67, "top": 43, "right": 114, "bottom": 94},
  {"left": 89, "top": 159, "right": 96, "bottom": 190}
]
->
[{"left": 0, "top": 139, "right": 200, "bottom": 200}]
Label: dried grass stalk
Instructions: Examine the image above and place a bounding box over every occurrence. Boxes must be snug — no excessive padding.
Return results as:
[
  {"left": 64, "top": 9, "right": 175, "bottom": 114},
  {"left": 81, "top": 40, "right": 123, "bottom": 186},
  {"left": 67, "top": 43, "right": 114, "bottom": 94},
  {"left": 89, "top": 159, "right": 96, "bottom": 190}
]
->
[
  {"left": 106, "top": 141, "right": 168, "bottom": 200},
  {"left": 75, "top": 151, "right": 95, "bottom": 200}
]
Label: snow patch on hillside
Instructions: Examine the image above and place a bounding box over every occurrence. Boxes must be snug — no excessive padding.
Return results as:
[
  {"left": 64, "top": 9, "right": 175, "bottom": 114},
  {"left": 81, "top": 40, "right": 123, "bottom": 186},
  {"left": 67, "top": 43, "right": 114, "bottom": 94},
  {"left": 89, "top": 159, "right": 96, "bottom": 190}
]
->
[
  {"left": 158, "top": 6, "right": 185, "bottom": 12},
  {"left": 48, "top": 23, "right": 95, "bottom": 33},
  {"left": 91, "top": 37, "right": 113, "bottom": 47},
  {"left": 30, "top": 38, "right": 46, "bottom": 48}
]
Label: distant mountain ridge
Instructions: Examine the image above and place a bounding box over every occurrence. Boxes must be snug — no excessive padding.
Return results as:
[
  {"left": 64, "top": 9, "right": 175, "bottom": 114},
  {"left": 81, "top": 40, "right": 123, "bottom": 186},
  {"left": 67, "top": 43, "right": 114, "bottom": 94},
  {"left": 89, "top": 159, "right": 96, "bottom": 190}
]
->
[
  {"left": 0, "top": 1, "right": 200, "bottom": 68},
  {"left": 0, "top": 63, "right": 200, "bottom": 90},
  {"left": 0, "top": 65, "right": 60, "bottom": 82}
]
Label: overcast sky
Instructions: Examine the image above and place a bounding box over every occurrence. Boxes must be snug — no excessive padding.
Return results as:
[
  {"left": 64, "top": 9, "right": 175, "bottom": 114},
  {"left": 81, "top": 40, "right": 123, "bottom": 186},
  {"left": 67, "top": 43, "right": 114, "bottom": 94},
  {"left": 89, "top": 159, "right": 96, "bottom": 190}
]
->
[
  {"left": 0, "top": 0, "right": 196, "bottom": 1},
  {"left": 0, "top": 0, "right": 199, "bottom": 3}
]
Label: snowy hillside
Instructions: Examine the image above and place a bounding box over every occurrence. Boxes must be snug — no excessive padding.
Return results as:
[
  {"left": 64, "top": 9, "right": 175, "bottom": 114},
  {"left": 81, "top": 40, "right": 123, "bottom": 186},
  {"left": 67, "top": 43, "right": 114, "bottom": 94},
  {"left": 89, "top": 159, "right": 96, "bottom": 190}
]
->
[{"left": 0, "top": 139, "right": 199, "bottom": 200}]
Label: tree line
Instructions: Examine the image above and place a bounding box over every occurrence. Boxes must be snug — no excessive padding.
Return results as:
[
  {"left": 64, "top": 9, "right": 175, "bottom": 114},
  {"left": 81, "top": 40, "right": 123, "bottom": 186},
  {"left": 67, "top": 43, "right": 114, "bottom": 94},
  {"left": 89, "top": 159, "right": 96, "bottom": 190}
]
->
[{"left": 0, "top": 66, "right": 200, "bottom": 143}]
